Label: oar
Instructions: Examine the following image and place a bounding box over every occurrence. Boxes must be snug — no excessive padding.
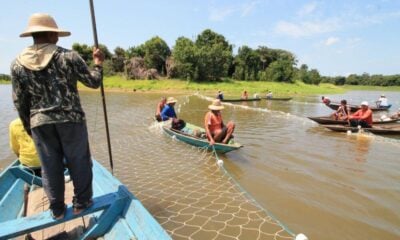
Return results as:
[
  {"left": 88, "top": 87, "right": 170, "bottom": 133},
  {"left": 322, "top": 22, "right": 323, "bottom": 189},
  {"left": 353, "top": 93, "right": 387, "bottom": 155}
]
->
[{"left": 89, "top": 0, "right": 114, "bottom": 174}]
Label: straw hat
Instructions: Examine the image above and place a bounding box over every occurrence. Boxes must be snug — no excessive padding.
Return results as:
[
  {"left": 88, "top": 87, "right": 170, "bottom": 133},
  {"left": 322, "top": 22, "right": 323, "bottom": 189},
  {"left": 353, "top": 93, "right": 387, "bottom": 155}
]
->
[
  {"left": 166, "top": 97, "right": 177, "bottom": 104},
  {"left": 208, "top": 99, "right": 224, "bottom": 110},
  {"left": 20, "top": 13, "right": 70, "bottom": 37},
  {"left": 361, "top": 101, "right": 369, "bottom": 106}
]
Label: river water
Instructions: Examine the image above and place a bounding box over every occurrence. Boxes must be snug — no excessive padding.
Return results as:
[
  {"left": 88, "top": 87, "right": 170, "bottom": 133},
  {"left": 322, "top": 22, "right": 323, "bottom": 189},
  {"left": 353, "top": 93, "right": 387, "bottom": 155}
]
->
[{"left": 1, "top": 84, "right": 399, "bottom": 240}]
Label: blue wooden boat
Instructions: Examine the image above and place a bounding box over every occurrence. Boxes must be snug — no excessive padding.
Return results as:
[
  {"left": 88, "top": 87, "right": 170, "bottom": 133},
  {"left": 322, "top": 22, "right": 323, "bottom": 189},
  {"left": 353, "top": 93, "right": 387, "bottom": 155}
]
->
[
  {"left": 162, "top": 122, "right": 243, "bottom": 153},
  {"left": 0, "top": 159, "right": 171, "bottom": 240}
]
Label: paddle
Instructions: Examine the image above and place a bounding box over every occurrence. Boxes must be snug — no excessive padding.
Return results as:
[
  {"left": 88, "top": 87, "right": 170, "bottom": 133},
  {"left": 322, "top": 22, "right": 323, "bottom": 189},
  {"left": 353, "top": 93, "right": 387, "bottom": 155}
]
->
[{"left": 89, "top": 0, "right": 114, "bottom": 174}]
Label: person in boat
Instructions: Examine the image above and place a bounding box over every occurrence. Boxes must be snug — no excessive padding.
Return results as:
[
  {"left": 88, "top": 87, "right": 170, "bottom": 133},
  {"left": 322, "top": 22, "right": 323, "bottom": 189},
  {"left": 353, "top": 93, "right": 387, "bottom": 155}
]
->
[
  {"left": 216, "top": 90, "right": 224, "bottom": 100},
  {"left": 9, "top": 117, "right": 41, "bottom": 176},
  {"left": 160, "top": 97, "right": 178, "bottom": 121},
  {"left": 204, "top": 99, "right": 235, "bottom": 145},
  {"left": 376, "top": 94, "right": 389, "bottom": 107},
  {"left": 321, "top": 96, "right": 331, "bottom": 105},
  {"left": 155, "top": 97, "right": 166, "bottom": 121},
  {"left": 11, "top": 13, "right": 104, "bottom": 220},
  {"left": 348, "top": 101, "right": 373, "bottom": 128},
  {"left": 332, "top": 99, "right": 351, "bottom": 120},
  {"left": 390, "top": 108, "right": 400, "bottom": 119},
  {"left": 266, "top": 91, "right": 273, "bottom": 99},
  {"left": 253, "top": 93, "right": 260, "bottom": 99},
  {"left": 241, "top": 90, "right": 248, "bottom": 100}
]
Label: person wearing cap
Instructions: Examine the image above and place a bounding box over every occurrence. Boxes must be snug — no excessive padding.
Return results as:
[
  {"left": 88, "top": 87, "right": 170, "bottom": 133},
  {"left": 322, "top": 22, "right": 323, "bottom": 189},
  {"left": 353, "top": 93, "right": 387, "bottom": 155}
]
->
[
  {"left": 348, "top": 101, "right": 373, "bottom": 128},
  {"left": 11, "top": 13, "right": 105, "bottom": 219},
  {"left": 161, "top": 97, "right": 178, "bottom": 121},
  {"left": 155, "top": 96, "right": 167, "bottom": 121},
  {"left": 204, "top": 99, "right": 235, "bottom": 145},
  {"left": 376, "top": 94, "right": 389, "bottom": 107}
]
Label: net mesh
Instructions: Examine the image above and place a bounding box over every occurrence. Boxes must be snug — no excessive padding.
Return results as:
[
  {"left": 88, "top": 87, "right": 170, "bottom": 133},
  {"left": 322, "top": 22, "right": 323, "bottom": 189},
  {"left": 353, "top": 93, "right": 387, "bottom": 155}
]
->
[{"left": 85, "top": 93, "right": 295, "bottom": 240}]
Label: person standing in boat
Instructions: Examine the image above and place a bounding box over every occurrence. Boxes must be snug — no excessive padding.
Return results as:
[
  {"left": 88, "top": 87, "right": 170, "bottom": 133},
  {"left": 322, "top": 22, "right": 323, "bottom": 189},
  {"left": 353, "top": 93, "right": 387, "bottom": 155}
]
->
[
  {"left": 348, "top": 101, "right": 373, "bottom": 128},
  {"left": 155, "top": 97, "right": 166, "bottom": 121},
  {"left": 333, "top": 99, "right": 351, "bottom": 120},
  {"left": 204, "top": 99, "right": 235, "bottom": 145},
  {"left": 11, "top": 13, "right": 104, "bottom": 219},
  {"left": 376, "top": 94, "right": 389, "bottom": 107},
  {"left": 216, "top": 90, "right": 224, "bottom": 100},
  {"left": 9, "top": 117, "right": 41, "bottom": 176},
  {"left": 241, "top": 90, "right": 248, "bottom": 100},
  {"left": 161, "top": 97, "right": 178, "bottom": 121}
]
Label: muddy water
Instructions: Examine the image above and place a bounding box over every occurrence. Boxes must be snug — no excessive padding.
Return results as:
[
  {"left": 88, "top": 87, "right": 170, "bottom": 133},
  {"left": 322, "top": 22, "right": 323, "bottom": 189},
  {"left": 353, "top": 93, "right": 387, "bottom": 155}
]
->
[{"left": 1, "top": 85, "right": 399, "bottom": 240}]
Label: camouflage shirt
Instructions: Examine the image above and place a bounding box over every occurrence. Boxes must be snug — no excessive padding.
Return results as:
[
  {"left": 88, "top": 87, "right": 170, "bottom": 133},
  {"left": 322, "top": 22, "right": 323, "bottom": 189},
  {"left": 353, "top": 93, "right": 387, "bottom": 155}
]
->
[{"left": 11, "top": 45, "right": 102, "bottom": 135}]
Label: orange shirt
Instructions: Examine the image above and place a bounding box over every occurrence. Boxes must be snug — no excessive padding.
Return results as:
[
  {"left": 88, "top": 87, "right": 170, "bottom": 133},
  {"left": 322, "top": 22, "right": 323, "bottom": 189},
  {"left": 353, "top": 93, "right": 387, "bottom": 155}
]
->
[
  {"left": 204, "top": 111, "right": 223, "bottom": 133},
  {"left": 350, "top": 108, "right": 373, "bottom": 125}
]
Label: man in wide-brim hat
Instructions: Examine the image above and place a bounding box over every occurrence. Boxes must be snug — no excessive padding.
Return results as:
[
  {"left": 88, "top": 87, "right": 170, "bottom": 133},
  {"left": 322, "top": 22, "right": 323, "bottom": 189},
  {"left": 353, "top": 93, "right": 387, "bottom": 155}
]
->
[
  {"left": 11, "top": 13, "right": 105, "bottom": 220},
  {"left": 161, "top": 97, "right": 178, "bottom": 121},
  {"left": 204, "top": 99, "right": 235, "bottom": 145}
]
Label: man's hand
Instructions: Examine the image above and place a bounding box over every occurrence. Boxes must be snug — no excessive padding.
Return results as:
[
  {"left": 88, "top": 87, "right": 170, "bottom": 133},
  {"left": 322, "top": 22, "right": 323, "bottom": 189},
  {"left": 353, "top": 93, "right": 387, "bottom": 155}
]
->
[{"left": 93, "top": 48, "right": 105, "bottom": 65}]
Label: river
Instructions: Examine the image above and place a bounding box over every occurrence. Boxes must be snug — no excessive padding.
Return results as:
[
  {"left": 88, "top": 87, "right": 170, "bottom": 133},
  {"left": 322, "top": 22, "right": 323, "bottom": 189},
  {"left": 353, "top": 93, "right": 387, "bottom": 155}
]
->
[{"left": 1, "top": 84, "right": 399, "bottom": 240}]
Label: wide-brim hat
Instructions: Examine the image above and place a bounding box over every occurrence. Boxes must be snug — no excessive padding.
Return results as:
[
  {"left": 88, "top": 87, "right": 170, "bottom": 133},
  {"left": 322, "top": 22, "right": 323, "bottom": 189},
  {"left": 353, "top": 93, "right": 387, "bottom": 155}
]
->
[
  {"left": 166, "top": 97, "right": 177, "bottom": 104},
  {"left": 361, "top": 101, "right": 369, "bottom": 106},
  {"left": 208, "top": 99, "right": 224, "bottom": 110},
  {"left": 20, "top": 13, "right": 71, "bottom": 37}
]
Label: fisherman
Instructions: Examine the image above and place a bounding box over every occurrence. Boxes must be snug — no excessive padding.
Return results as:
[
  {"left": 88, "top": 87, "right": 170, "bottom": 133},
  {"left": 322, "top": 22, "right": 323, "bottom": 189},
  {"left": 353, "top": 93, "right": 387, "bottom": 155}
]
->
[
  {"left": 216, "top": 90, "right": 224, "bottom": 100},
  {"left": 348, "top": 101, "right": 373, "bottom": 128},
  {"left": 155, "top": 97, "right": 167, "bottom": 121},
  {"left": 241, "top": 90, "right": 248, "bottom": 100},
  {"left": 376, "top": 94, "right": 389, "bottom": 107},
  {"left": 161, "top": 97, "right": 178, "bottom": 121},
  {"left": 11, "top": 13, "right": 104, "bottom": 219},
  {"left": 332, "top": 99, "right": 351, "bottom": 120},
  {"left": 204, "top": 99, "right": 235, "bottom": 145}
]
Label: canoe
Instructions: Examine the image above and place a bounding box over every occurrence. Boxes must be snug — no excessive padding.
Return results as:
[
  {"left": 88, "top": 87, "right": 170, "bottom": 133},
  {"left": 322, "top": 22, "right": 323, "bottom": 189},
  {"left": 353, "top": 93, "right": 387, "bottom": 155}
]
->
[
  {"left": 221, "top": 98, "right": 261, "bottom": 102},
  {"left": 321, "top": 124, "right": 400, "bottom": 135},
  {"left": 308, "top": 116, "right": 398, "bottom": 125},
  {"left": 0, "top": 159, "right": 171, "bottom": 240},
  {"left": 326, "top": 102, "right": 391, "bottom": 112},
  {"left": 162, "top": 122, "right": 243, "bottom": 153},
  {"left": 263, "top": 97, "right": 292, "bottom": 101}
]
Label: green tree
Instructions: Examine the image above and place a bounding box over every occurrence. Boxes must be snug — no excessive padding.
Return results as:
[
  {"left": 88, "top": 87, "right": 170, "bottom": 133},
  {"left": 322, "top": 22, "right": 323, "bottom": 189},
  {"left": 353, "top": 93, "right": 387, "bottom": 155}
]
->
[
  {"left": 172, "top": 37, "right": 197, "bottom": 79},
  {"left": 143, "top": 36, "right": 171, "bottom": 75},
  {"left": 263, "top": 60, "right": 295, "bottom": 82},
  {"left": 233, "top": 46, "right": 260, "bottom": 80},
  {"left": 126, "top": 45, "right": 145, "bottom": 58}
]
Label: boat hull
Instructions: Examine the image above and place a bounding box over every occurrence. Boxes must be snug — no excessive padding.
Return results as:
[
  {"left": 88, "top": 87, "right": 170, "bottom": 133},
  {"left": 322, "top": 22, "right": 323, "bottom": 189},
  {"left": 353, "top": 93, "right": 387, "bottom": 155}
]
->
[
  {"left": 221, "top": 98, "right": 261, "bottom": 102},
  {"left": 308, "top": 116, "right": 398, "bottom": 125},
  {"left": 321, "top": 124, "right": 400, "bottom": 135},
  {"left": 327, "top": 103, "right": 391, "bottom": 112}
]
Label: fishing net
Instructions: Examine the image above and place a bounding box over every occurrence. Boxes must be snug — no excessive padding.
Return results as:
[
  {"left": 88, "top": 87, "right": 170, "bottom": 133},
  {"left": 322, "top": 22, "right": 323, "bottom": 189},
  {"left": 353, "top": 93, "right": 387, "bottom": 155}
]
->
[{"left": 84, "top": 92, "right": 296, "bottom": 240}]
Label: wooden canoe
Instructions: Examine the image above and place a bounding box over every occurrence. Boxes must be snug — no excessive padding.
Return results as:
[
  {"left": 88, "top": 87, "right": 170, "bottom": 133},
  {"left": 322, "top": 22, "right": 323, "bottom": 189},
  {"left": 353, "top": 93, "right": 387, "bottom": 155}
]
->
[
  {"left": 326, "top": 102, "right": 391, "bottom": 112},
  {"left": 162, "top": 122, "right": 243, "bottom": 153},
  {"left": 221, "top": 98, "right": 261, "bottom": 102},
  {"left": 308, "top": 116, "right": 398, "bottom": 125},
  {"left": 263, "top": 97, "right": 292, "bottom": 101},
  {"left": 321, "top": 124, "right": 400, "bottom": 135},
  {"left": 0, "top": 159, "right": 171, "bottom": 240}
]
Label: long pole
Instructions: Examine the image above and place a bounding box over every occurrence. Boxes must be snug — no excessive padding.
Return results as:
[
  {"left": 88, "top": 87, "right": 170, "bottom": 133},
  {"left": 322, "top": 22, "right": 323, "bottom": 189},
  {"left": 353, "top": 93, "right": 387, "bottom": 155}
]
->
[{"left": 89, "top": 0, "right": 114, "bottom": 174}]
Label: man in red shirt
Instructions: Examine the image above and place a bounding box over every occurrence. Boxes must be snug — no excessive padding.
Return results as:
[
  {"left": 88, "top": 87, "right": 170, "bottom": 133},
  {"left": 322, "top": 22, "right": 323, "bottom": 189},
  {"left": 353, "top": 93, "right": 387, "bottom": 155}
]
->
[
  {"left": 204, "top": 99, "right": 235, "bottom": 145},
  {"left": 348, "top": 101, "right": 373, "bottom": 128}
]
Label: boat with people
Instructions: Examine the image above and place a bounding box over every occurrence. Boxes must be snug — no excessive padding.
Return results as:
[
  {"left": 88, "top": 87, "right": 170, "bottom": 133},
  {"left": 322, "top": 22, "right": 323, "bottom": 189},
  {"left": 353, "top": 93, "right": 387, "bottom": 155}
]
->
[
  {"left": 308, "top": 115, "right": 398, "bottom": 125},
  {"left": 321, "top": 123, "right": 400, "bottom": 135},
  {"left": 326, "top": 102, "right": 391, "bottom": 112},
  {"left": 0, "top": 159, "right": 171, "bottom": 240},
  {"left": 263, "top": 97, "right": 292, "bottom": 101},
  {"left": 162, "top": 122, "right": 243, "bottom": 153},
  {"left": 221, "top": 98, "right": 261, "bottom": 102}
]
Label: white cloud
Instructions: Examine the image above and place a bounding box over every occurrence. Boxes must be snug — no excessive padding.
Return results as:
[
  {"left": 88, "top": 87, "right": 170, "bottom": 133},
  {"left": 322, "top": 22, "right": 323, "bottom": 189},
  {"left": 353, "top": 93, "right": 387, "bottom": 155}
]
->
[
  {"left": 325, "top": 37, "right": 339, "bottom": 46},
  {"left": 209, "top": 6, "right": 235, "bottom": 21},
  {"left": 241, "top": 1, "right": 260, "bottom": 17},
  {"left": 298, "top": 2, "right": 318, "bottom": 17},
  {"left": 209, "top": 1, "right": 260, "bottom": 21},
  {"left": 274, "top": 19, "right": 340, "bottom": 38}
]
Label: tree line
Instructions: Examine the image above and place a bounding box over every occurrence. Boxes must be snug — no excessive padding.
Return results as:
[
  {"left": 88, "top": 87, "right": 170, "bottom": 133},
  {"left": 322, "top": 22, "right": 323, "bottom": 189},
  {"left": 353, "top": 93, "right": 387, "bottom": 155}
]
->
[{"left": 1, "top": 29, "right": 398, "bottom": 86}]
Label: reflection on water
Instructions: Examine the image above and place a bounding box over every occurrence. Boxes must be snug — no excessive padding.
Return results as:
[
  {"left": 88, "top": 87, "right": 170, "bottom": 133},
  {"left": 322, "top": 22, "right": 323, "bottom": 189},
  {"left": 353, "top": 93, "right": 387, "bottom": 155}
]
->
[{"left": 0, "top": 85, "right": 399, "bottom": 239}]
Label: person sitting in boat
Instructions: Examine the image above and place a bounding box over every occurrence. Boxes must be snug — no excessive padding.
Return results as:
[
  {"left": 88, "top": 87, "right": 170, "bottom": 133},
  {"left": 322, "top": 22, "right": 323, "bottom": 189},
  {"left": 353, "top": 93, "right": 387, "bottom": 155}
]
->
[
  {"left": 348, "top": 101, "right": 373, "bottom": 128},
  {"left": 376, "top": 94, "right": 389, "bottom": 107},
  {"left": 253, "top": 93, "right": 260, "bottom": 99},
  {"left": 155, "top": 97, "right": 166, "bottom": 121},
  {"left": 9, "top": 118, "right": 41, "bottom": 176},
  {"left": 241, "top": 90, "right": 248, "bottom": 100},
  {"left": 333, "top": 99, "right": 351, "bottom": 120},
  {"left": 266, "top": 91, "right": 273, "bottom": 99},
  {"left": 204, "top": 99, "right": 235, "bottom": 145},
  {"left": 390, "top": 108, "right": 400, "bottom": 119},
  {"left": 161, "top": 97, "right": 178, "bottom": 121},
  {"left": 216, "top": 90, "right": 224, "bottom": 100},
  {"left": 321, "top": 96, "right": 331, "bottom": 105}
]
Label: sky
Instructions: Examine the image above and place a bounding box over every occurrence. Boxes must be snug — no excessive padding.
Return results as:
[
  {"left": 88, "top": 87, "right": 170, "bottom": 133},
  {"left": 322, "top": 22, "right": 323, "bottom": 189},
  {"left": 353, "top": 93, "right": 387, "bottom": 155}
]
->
[{"left": 1, "top": 0, "right": 399, "bottom": 76}]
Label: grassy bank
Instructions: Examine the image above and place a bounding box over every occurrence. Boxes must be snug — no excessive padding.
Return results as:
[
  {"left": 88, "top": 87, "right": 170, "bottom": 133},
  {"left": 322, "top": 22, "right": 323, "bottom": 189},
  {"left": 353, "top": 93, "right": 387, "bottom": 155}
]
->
[{"left": 80, "top": 76, "right": 346, "bottom": 97}]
